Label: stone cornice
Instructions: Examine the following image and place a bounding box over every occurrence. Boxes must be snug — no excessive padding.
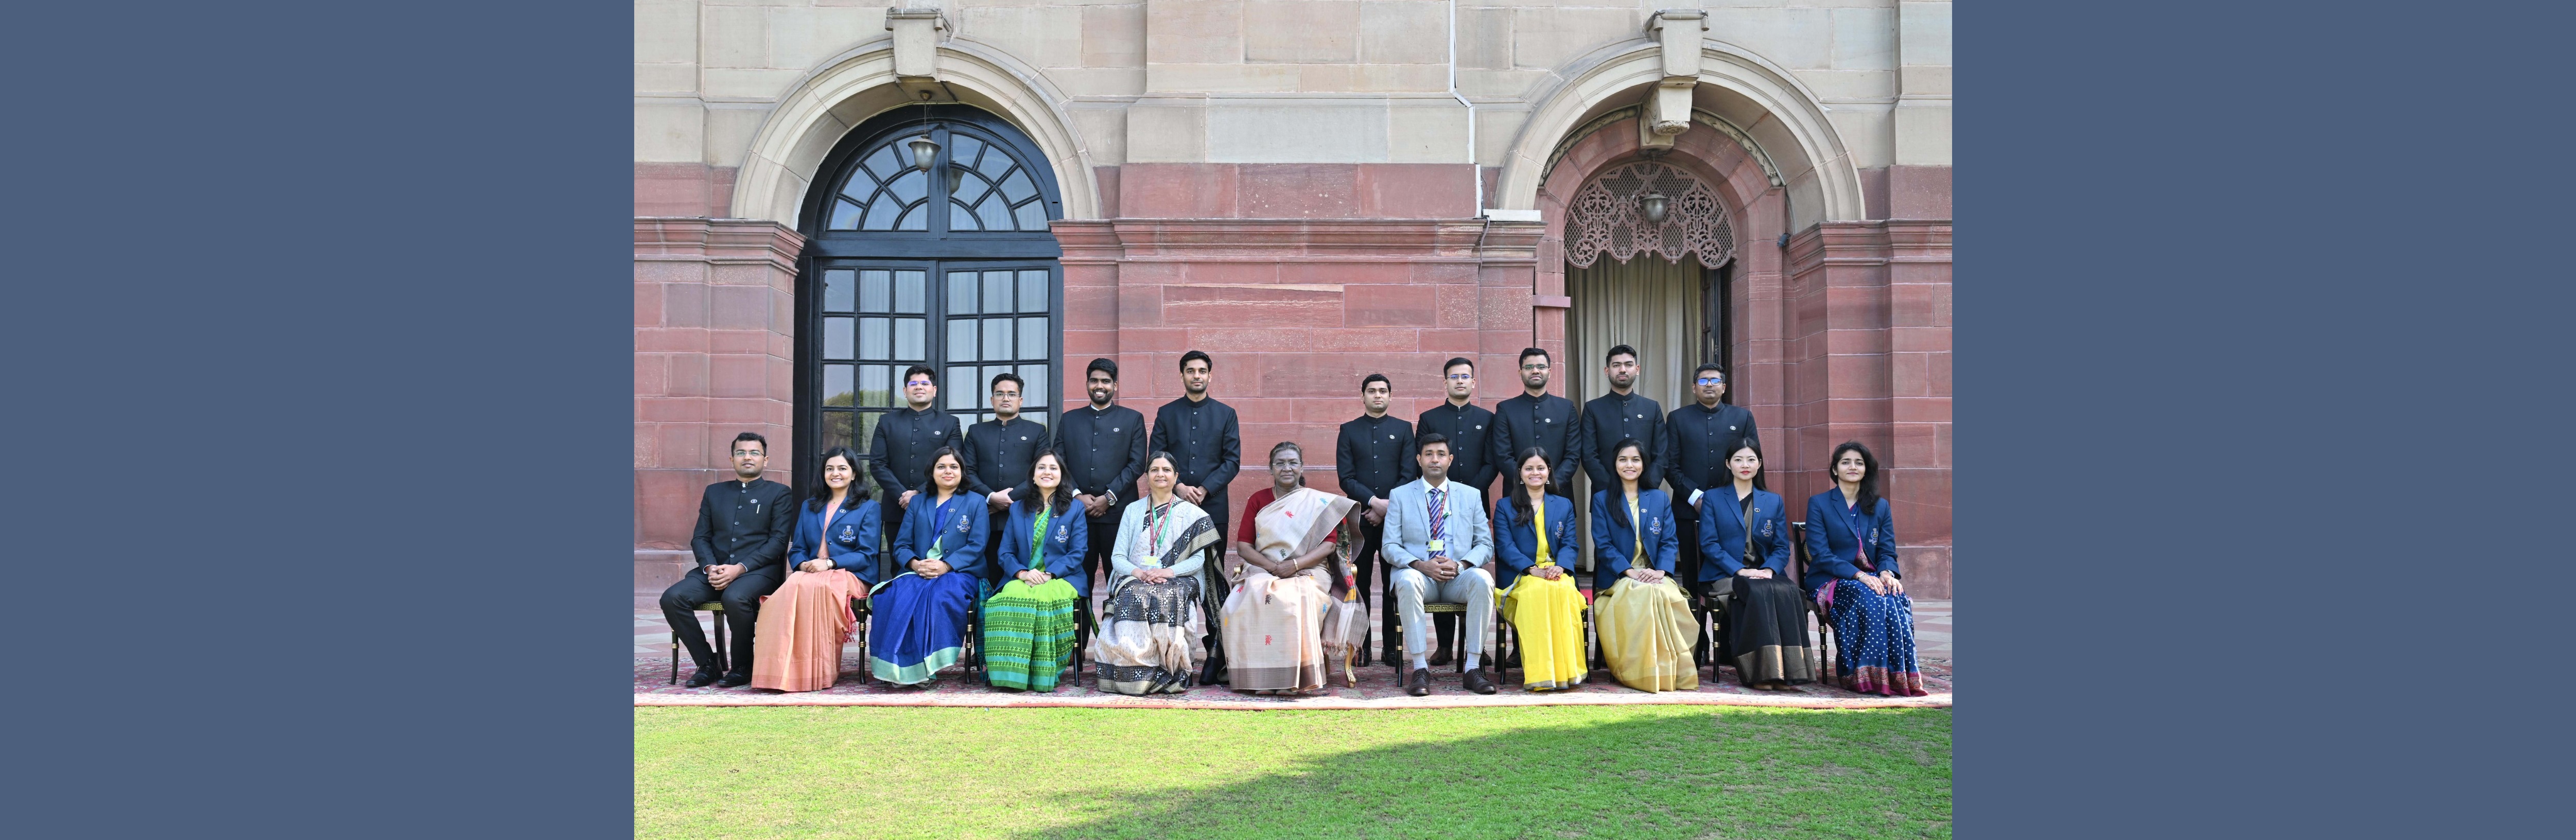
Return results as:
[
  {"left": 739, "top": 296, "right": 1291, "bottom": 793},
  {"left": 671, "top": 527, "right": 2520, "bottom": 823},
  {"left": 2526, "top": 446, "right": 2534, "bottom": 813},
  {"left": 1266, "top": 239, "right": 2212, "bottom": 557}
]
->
[
  {"left": 634, "top": 218, "right": 805, "bottom": 273},
  {"left": 1050, "top": 219, "right": 1499, "bottom": 260}
]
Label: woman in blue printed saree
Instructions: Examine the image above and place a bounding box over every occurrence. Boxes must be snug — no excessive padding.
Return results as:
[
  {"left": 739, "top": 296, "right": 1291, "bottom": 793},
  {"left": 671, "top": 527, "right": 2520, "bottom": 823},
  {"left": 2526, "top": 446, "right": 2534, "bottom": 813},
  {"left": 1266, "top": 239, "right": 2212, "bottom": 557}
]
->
[
  {"left": 1802, "top": 441, "right": 1926, "bottom": 697},
  {"left": 1089, "top": 451, "right": 1221, "bottom": 695},
  {"left": 869, "top": 447, "right": 989, "bottom": 686},
  {"left": 982, "top": 450, "right": 1088, "bottom": 691}
]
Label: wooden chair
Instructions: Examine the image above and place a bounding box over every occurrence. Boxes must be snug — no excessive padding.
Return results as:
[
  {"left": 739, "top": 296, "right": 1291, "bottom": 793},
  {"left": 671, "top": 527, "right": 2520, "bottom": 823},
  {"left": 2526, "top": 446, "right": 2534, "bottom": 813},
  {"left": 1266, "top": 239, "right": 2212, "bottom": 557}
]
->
[
  {"left": 1788, "top": 521, "right": 1839, "bottom": 688},
  {"left": 666, "top": 602, "right": 728, "bottom": 685}
]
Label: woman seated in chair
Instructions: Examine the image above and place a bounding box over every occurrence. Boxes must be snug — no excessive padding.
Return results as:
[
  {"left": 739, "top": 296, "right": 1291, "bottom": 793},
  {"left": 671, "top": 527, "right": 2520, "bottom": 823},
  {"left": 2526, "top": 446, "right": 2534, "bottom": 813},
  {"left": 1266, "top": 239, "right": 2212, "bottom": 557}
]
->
[
  {"left": 1590, "top": 438, "right": 1697, "bottom": 692},
  {"left": 1804, "top": 441, "right": 1927, "bottom": 696},
  {"left": 1220, "top": 441, "right": 1355, "bottom": 695},
  {"left": 749, "top": 446, "right": 878, "bottom": 692},
  {"left": 1492, "top": 447, "right": 1587, "bottom": 691},
  {"left": 868, "top": 447, "right": 989, "bottom": 687},
  {"left": 1089, "top": 451, "right": 1221, "bottom": 695},
  {"left": 1698, "top": 439, "right": 1810, "bottom": 690},
  {"left": 983, "top": 449, "right": 1088, "bottom": 692}
]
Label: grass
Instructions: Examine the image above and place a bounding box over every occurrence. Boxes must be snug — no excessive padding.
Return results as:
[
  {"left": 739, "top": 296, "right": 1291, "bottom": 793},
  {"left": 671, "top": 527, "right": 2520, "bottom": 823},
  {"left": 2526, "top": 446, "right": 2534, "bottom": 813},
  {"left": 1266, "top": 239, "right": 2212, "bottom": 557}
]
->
[{"left": 637, "top": 705, "right": 1948, "bottom": 839}]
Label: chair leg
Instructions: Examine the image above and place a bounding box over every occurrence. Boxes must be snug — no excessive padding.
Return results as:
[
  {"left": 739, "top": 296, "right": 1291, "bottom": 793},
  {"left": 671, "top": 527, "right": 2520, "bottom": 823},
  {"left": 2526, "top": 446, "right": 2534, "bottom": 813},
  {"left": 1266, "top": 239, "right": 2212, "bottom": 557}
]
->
[
  {"left": 668, "top": 633, "right": 679, "bottom": 685},
  {"left": 711, "top": 611, "right": 728, "bottom": 675}
]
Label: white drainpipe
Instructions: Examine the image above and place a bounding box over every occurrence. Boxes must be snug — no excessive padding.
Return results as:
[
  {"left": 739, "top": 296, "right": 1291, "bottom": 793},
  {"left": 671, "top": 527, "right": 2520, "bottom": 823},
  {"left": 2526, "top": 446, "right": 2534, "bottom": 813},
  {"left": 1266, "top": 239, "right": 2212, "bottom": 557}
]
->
[{"left": 1451, "top": 0, "right": 1481, "bottom": 217}]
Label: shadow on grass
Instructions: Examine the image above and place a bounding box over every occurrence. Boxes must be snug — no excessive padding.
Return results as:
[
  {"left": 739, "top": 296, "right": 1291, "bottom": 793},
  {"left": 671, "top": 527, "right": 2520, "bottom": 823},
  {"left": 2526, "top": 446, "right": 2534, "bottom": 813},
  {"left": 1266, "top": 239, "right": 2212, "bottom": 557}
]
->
[{"left": 1007, "top": 707, "right": 1950, "bottom": 840}]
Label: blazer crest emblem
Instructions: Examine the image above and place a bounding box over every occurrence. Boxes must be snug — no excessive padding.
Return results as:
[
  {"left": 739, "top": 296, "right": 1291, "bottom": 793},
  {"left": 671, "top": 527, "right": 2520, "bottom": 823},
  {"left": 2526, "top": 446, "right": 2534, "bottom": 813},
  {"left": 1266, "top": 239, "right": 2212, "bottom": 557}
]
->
[{"left": 837, "top": 524, "right": 858, "bottom": 544}]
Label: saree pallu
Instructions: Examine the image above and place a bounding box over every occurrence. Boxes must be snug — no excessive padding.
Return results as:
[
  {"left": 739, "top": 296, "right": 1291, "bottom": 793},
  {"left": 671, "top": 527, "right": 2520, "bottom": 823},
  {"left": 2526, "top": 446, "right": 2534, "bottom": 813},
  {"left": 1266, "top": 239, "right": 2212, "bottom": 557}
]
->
[
  {"left": 747, "top": 568, "right": 864, "bottom": 692},
  {"left": 867, "top": 571, "right": 982, "bottom": 685},
  {"left": 1500, "top": 572, "right": 1587, "bottom": 690},
  {"left": 1724, "top": 575, "right": 1815, "bottom": 687},
  {"left": 1090, "top": 576, "right": 1208, "bottom": 694},
  {"left": 1825, "top": 579, "right": 1927, "bottom": 696},
  {"left": 981, "top": 577, "right": 1080, "bottom": 691},
  {"left": 1593, "top": 577, "right": 1699, "bottom": 692}
]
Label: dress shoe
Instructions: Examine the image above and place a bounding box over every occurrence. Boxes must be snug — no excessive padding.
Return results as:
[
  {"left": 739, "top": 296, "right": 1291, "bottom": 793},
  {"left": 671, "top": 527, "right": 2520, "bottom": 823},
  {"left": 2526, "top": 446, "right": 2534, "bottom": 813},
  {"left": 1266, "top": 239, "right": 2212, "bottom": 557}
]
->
[
  {"left": 717, "top": 671, "right": 753, "bottom": 688},
  {"left": 1428, "top": 647, "right": 1451, "bottom": 667},
  {"left": 1407, "top": 668, "right": 1432, "bottom": 697},
  {"left": 1463, "top": 668, "right": 1498, "bottom": 694},
  {"left": 685, "top": 668, "right": 721, "bottom": 688}
]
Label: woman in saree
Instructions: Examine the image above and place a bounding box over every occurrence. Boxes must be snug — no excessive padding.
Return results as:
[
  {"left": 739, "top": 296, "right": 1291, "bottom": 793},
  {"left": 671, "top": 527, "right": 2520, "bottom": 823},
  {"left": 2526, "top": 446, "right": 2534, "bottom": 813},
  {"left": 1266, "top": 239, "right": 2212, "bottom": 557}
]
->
[
  {"left": 1589, "top": 438, "right": 1698, "bottom": 692},
  {"left": 1491, "top": 447, "right": 1587, "bottom": 691},
  {"left": 749, "top": 446, "right": 878, "bottom": 692},
  {"left": 868, "top": 447, "right": 989, "bottom": 686},
  {"left": 983, "top": 450, "right": 1088, "bottom": 692},
  {"left": 1803, "top": 441, "right": 1927, "bottom": 696},
  {"left": 1697, "top": 439, "right": 1811, "bottom": 690},
  {"left": 1220, "top": 441, "right": 1356, "bottom": 695},
  {"left": 1089, "top": 451, "right": 1222, "bottom": 695}
]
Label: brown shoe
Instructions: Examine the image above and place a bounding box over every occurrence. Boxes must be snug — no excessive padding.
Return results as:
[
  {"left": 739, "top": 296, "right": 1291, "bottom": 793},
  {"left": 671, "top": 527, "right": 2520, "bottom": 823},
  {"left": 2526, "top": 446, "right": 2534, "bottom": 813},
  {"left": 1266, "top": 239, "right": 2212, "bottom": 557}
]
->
[
  {"left": 1463, "top": 668, "right": 1498, "bottom": 694},
  {"left": 1407, "top": 668, "right": 1432, "bottom": 696},
  {"left": 1428, "top": 647, "right": 1451, "bottom": 667}
]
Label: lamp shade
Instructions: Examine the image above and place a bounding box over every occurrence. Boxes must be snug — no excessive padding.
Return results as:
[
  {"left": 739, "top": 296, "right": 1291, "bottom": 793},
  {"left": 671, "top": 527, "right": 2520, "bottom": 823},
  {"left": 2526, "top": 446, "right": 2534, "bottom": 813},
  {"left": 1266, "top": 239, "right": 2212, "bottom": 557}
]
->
[
  {"left": 1640, "top": 190, "right": 1668, "bottom": 223},
  {"left": 907, "top": 135, "right": 940, "bottom": 172}
]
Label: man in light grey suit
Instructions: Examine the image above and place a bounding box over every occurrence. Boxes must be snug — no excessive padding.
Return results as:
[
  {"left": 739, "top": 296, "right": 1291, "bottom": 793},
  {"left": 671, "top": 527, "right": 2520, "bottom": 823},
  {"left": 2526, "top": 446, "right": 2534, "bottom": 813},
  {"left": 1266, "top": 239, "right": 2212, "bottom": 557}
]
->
[{"left": 1382, "top": 433, "right": 1500, "bottom": 696}]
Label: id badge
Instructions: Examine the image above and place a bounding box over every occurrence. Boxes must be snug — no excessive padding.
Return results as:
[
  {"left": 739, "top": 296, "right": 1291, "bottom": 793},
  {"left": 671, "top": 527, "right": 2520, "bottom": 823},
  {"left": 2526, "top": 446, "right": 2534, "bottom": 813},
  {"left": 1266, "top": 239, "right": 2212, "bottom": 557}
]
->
[{"left": 1427, "top": 539, "right": 1446, "bottom": 553}]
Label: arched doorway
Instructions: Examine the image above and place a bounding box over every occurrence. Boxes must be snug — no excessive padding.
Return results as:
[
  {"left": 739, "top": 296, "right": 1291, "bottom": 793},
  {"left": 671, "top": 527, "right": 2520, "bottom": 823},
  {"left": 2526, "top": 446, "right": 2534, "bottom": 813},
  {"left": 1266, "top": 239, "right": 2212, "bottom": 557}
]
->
[{"left": 793, "top": 103, "right": 1065, "bottom": 497}]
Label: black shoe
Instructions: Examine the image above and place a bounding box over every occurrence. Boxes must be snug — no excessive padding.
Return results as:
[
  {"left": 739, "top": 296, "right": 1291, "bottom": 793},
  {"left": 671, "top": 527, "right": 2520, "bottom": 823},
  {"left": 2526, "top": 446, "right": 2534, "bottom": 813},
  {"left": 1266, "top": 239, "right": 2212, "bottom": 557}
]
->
[
  {"left": 1353, "top": 648, "right": 1373, "bottom": 667},
  {"left": 685, "top": 668, "right": 721, "bottom": 688},
  {"left": 1383, "top": 647, "right": 1404, "bottom": 669},
  {"left": 1407, "top": 668, "right": 1432, "bottom": 696},
  {"left": 717, "top": 671, "right": 753, "bottom": 688},
  {"left": 1428, "top": 647, "right": 1451, "bottom": 667},
  {"left": 1464, "top": 668, "right": 1498, "bottom": 694}
]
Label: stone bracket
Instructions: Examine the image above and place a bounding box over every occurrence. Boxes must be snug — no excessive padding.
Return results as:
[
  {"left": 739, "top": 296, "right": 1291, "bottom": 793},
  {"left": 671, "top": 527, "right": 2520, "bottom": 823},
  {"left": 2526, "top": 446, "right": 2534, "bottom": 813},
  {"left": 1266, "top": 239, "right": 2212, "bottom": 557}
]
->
[
  {"left": 1641, "top": 10, "right": 1707, "bottom": 149},
  {"left": 885, "top": 8, "right": 947, "bottom": 80}
]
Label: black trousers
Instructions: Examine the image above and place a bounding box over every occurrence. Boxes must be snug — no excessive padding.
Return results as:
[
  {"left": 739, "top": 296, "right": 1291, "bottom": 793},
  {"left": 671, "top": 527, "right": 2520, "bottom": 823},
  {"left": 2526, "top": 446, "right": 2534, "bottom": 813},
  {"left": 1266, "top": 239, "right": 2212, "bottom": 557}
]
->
[
  {"left": 659, "top": 564, "right": 784, "bottom": 673},
  {"left": 1082, "top": 512, "right": 1121, "bottom": 596},
  {"left": 1672, "top": 506, "right": 1711, "bottom": 662},
  {"left": 879, "top": 502, "right": 908, "bottom": 583}
]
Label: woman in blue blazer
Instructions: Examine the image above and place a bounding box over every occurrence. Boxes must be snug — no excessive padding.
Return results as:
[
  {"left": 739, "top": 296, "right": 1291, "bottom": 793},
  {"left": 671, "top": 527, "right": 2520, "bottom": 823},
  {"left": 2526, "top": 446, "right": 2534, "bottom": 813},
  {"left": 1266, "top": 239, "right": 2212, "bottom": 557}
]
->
[
  {"left": 1589, "top": 439, "right": 1696, "bottom": 692},
  {"left": 983, "top": 450, "right": 1089, "bottom": 691},
  {"left": 1696, "top": 439, "right": 1808, "bottom": 689},
  {"left": 869, "top": 446, "right": 990, "bottom": 687},
  {"left": 1491, "top": 448, "right": 1587, "bottom": 691},
  {"left": 747, "top": 446, "right": 879, "bottom": 692},
  {"left": 1802, "top": 441, "right": 1925, "bottom": 697}
]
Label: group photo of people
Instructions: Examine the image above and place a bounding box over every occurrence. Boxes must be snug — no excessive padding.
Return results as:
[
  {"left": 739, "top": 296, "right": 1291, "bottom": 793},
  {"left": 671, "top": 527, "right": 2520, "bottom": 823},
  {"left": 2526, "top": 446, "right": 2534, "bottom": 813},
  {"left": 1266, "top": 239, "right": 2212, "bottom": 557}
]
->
[{"left": 659, "top": 346, "right": 1927, "bottom": 701}]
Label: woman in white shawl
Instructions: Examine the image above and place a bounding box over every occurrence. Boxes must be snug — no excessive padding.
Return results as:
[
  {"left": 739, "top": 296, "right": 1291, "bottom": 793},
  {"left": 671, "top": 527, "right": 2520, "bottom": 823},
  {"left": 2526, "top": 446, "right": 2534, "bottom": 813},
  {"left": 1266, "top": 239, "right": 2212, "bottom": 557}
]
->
[
  {"left": 1090, "top": 451, "right": 1224, "bottom": 695},
  {"left": 1220, "top": 441, "right": 1358, "bottom": 694}
]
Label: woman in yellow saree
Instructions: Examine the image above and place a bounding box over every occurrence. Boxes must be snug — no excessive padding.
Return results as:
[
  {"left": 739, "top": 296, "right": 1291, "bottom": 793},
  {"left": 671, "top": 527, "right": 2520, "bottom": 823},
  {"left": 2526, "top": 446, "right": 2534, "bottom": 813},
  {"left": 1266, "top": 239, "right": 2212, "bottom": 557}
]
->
[{"left": 1491, "top": 448, "right": 1588, "bottom": 690}]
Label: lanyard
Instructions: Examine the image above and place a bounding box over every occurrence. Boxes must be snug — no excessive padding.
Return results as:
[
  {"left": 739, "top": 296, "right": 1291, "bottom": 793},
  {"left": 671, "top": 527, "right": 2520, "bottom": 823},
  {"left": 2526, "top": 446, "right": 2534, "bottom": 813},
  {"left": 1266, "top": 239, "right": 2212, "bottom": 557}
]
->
[{"left": 1838, "top": 493, "right": 1875, "bottom": 571}]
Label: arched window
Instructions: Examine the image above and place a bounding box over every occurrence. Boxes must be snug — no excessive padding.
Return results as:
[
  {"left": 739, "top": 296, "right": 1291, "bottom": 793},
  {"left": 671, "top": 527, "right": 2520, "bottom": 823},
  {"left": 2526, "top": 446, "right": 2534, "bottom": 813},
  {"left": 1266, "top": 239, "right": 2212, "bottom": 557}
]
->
[{"left": 795, "top": 105, "right": 1065, "bottom": 493}]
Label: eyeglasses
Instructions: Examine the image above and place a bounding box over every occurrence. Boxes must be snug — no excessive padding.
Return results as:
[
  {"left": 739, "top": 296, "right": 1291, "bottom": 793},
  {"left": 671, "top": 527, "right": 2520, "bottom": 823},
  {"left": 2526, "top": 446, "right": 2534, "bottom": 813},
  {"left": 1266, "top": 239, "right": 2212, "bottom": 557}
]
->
[
  {"left": 1444, "top": 374, "right": 1474, "bottom": 381},
  {"left": 991, "top": 391, "right": 1020, "bottom": 398},
  {"left": 730, "top": 450, "right": 763, "bottom": 457},
  {"left": 1696, "top": 377, "right": 1726, "bottom": 384}
]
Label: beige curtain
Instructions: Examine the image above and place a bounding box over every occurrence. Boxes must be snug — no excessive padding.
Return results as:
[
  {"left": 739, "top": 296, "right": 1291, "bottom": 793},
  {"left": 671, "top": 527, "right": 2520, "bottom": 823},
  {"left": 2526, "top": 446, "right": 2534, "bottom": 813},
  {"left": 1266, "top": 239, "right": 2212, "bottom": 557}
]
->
[{"left": 1565, "top": 255, "right": 1707, "bottom": 570}]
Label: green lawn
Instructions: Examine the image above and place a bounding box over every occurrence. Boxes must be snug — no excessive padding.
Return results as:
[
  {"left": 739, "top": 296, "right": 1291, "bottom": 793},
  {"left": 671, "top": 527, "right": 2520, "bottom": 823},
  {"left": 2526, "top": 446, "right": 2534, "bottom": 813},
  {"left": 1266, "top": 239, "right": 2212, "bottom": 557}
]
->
[{"left": 636, "top": 705, "right": 1951, "bottom": 839}]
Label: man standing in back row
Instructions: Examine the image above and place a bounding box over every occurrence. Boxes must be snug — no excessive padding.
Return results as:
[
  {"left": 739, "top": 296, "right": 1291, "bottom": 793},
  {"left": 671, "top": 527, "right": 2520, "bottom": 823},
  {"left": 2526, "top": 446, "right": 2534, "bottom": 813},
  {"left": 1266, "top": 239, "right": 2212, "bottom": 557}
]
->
[
  {"left": 1578, "top": 344, "right": 1665, "bottom": 494},
  {"left": 1339, "top": 372, "right": 1416, "bottom": 667},
  {"left": 962, "top": 372, "right": 1046, "bottom": 586},
  {"left": 1661, "top": 361, "right": 1761, "bottom": 594},
  {"left": 1490, "top": 347, "right": 1581, "bottom": 498},
  {"left": 1052, "top": 358, "right": 1149, "bottom": 593},
  {"left": 1150, "top": 349, "right": 1242, "bottom": 567},
  {"left": 1415, "top": 356, "right": 1495, "bottom": 662},
  {"left": 868, "top": 364, "right": 966, "bottom": 583}
]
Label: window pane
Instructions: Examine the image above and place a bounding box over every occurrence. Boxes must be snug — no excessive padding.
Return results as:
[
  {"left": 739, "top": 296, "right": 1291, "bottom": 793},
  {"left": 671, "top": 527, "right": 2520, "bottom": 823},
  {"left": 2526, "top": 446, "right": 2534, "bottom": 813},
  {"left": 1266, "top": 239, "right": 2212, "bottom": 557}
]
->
[
  {"left": 863, "top": 145, "right": 902, "bottom": 182},
  {"left": 840, "top": 173, "right": 873, "bottom": 200},
  {"left": 1000, "top": 169, "right": 1037, "bottom": 204},
  {"left": 1018, "top": 317, "right": 1048, "bottom": 360},
  {"left": 894, "top": 318, "right": 925, "bottom": 360},
  {"left": 947, "top": 271, "right": 977, "bottom": 314},
  {"left": 949, "top": 201, "right": 979, "bottom": 231},
  {"left": 860, "top": 197, "right": 899, "bottom": 231},
  {"left": 947, "top": 318, "right": 977, "bottom": 362},
  {"left": 983, "top": 272, "right": 1012, "bottom": 313},
  {"left": 831, "top": 200, "right": 861, "bottom": 230},
  {"left": 977, "top": 196, "right": 1014, "bottom": 231},
  {"left": 860, "top": 365, "right": 892, "bottom": 408},
  {"left": 951, "top": 135, "right": 985, "bottom": 172},
  {"left": 1019, "top": 409, "right": 1047, "bottom": 429},
  {"left": 859, "top": 317, "right": 890, "bottom": 360},
  {"left": 1019, "top": 270, "right": 1049, "bottom": 313},
  {"left": 895, "top": 271, "right": 925, "bottom": 313},
  {"left": 1018, "top": 364, "right": 1048, "bottom": 408},
  {"left": 1013, "top": 201, "right": 1049, "bottom": 232},
  {"left": 887, "top": 169, "right": 927, "bottom": 204},
  {"left": 975, "top": 147, "right": 1014, "bottom": 180},
  {"left": 823, "top": 270, "right": 854, "bottom": 312},
  {"left": 896, "top": 203, "right": 926, "bottom": 231},
  {"left": 948, "top": 367, "right": 978, "bottom": 411},
  {"left": 860, "top": 270, "right": 891, "bottom": 312},
  {"left": 823, "top": 317, "right": 853, "bottom": 360},
  {"left": 951, "top": 171, "right": 989, "bottom": 208},
  {"left": 850, "top": 413, "right": 882, "bottom": 486},
  {"left": 821, "top": 410, "right": 857, "bottom": 453},
  {"left": 983, "top": 318, "right": 1012, "bottom": 361},
  {"left": 824, "top": 365, "right": 855, "bottom": 407}
]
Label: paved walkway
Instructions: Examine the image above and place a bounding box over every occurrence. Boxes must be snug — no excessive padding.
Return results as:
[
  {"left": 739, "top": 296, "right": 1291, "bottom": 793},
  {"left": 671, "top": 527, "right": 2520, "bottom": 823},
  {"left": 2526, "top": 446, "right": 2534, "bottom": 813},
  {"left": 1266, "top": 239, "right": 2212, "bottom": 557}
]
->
[{"left": 635, "top": 587, "right": 1951, "bottom": 709}]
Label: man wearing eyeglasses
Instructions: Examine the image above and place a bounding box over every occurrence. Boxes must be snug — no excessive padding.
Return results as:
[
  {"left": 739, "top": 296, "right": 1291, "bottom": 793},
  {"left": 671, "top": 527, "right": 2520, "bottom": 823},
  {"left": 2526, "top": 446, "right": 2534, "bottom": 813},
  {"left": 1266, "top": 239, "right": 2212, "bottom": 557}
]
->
[
  {"left": 1661, "top": 362, "right": 1760, "bottom": 643},
  {"left": 1489, "top": 347, "right": 1581, "bottom": 497},
  {"left": 660, "top": 432, "right": 795, "bottom": 688},
  {"left": 1414, "top": 356, "right": 1496, "bottom": 663},
  {"left": 868, "top": 364, "right": 966, "bottom": 582},
  {"left": 962, "top": 371, "right": 1045, "bottom": 585}
]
